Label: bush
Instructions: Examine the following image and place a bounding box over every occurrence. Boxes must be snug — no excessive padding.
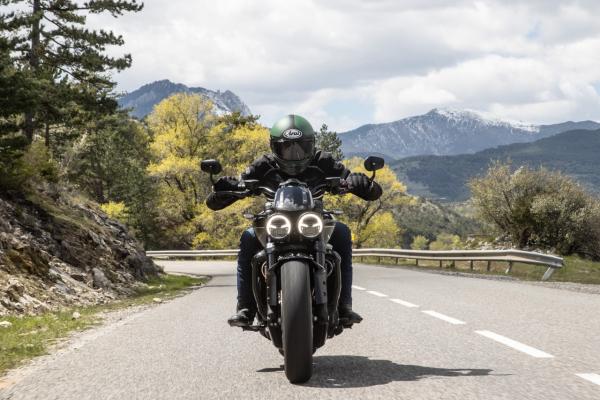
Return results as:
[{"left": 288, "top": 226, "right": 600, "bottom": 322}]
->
[
  {"left": 100, "top": 201, "right": 128, "bottom": 222},
  {"left": 469, "top": 162, "right": 600, "bottom": 259},
  {"left": 21, "top": 141, "right": 59, "bottom": 183},
  {"left": 411, "top": 235, "right": 429, "bottom": 250},
  {"left": 429, "top": 233, "right": 463, "bottom": 250}
]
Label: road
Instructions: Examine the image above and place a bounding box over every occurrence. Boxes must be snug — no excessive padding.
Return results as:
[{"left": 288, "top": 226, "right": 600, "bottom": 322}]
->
[{"left": 2, "top": 261, "right": 600, "bottom": 399}]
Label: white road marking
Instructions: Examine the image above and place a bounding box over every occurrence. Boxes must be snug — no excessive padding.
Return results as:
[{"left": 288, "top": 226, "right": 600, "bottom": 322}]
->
[
  {"left": 390, "top": 298, "right": 419, "bottom": 308},
  {"left": 422, "top": 310, "right": 466, "bottom": 325},
  {"left": 366, "top": 290, "right": 388, "bottom": 297},
  {"left": 475, "top": 330, "right": 554, "bottom": 358},
  {"left": 576, "top": 373, "right": 600, "bottom": 386},
  {"left": 352, "top": 285, "right": 366, "bottom": 291}
]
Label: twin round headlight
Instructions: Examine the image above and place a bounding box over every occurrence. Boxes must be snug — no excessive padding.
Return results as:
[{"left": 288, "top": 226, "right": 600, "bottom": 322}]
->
[{"left": 266, "top": 213, "right": 323, "bottom": 239}]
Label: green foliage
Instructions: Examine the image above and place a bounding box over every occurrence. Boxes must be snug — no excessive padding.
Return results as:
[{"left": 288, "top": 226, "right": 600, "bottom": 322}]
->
[
  {"left": 393, "top": 197, "right": 484, "bottom": 247},
  {"left": 61, "top": 112, "right": 162, "bottom": 246},
  {"left": 411, "top": 235, "right": 429, "bottom": 250},
  {"left": 429, "top": 233, "right": 463, "bottom": 250},
  {"left": 326, "top": 158, "right": 409, "bottom": 248},
  {"left": 469, "top": 162, "right": 600, "bottom": 259},
  {"left": 316, "top": 124, "right": 344, "bottom": 160},
  {"left": 100, "top": 201, "right": 128, "bottom": 222},
  {"left": 1, "top": 0, "right": 142, "bottom": 143}
]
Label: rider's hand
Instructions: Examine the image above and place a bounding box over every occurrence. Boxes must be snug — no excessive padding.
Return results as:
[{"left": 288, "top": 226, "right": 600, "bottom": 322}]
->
[
  {"left": 214, "top": 176, "right": 239, "bottom": 192},
  {"left": 346, "top": 172, "right": 372, "bottom": 198}
]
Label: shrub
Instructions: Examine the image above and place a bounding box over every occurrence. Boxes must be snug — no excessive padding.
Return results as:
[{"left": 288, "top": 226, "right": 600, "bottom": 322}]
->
[
  {"left": 429, "top": 233, "right": 463, "bottom": 250},
  {"left": 469, "top": 162, "right": 600, "bottom": 259},
  {"left": 100, "top": 201, "right": 128, "bottom": 222},
  {"left": 411, "top": 235, "right": 429, "bottom": 250}
]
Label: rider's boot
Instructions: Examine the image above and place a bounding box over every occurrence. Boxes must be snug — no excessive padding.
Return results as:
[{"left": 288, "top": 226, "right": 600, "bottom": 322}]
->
[
  {"left": 227, "top": 303, "right": 256, "bottom": 327},
  {"left": 339, "top": 303, "right": 363, "bottom": 325}
]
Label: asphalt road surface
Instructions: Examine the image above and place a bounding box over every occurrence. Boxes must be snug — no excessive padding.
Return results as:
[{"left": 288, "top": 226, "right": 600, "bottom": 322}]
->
[{"left": 2, "top": 261, "right": 600, "bottom": 399}]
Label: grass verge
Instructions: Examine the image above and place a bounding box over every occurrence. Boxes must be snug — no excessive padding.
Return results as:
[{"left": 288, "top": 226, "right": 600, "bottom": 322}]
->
[
  {"left": 355, "top": 255, "right": 600, "bottom": 284},
  {"left": 0, "top": 274, "right": 205, "bottom": 376}
]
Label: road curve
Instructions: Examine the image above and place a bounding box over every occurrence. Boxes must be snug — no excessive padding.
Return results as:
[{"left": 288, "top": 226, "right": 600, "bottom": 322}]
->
[{"left": 1, "top": 261, "right": 599, "bottom": 399}]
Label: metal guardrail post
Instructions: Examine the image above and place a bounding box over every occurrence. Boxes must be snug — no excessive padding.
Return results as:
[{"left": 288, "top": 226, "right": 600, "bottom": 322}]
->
[
  {"left": 541, "top": 267, "right": 555, "bottom": 281},
  {"left": 505, "top": 261, "right": 513, "bottom": 274}
]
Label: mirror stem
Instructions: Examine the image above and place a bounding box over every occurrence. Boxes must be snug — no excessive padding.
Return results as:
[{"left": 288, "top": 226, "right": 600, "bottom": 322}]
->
[{"left": 370, "top": 171, "right": 376, "bottom": 183}]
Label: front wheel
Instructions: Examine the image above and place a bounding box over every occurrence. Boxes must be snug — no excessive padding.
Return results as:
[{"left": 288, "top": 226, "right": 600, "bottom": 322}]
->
[{"left": 281, "top": 261, "right": 313, "bottom": 383}]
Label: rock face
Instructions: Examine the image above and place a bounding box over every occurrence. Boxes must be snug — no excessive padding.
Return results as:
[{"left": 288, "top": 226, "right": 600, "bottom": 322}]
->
[
  {"left": 118, "top": 79, "right": 252, "bottom": 119},
  {"left": 0, "top": 183, "right": 162, "bottom": 316}
]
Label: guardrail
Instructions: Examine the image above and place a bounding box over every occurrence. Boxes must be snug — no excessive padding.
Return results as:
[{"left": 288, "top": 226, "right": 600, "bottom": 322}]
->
[{"left": 146, "top": 248, "right": 563, "bottom": 281}]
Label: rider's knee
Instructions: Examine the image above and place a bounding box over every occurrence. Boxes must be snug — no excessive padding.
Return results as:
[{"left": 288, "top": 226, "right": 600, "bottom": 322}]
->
[
  {"left": 239, "top": 228, "right": 257, "bottom": 252},
  {"left": 240, "top": 228, "right": 254, "bottom": 242},
  {"left": 335, "top": 222, "right": 352, "bottom": 243}
]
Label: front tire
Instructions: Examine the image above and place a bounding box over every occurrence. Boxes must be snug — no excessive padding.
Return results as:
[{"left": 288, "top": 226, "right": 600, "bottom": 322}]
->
[{"left": 281, "top": 261, "right": 313, "bottom": 383}]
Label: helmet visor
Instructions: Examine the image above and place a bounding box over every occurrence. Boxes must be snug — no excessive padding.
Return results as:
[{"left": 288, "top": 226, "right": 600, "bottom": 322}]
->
[{"left": 271, "top": 139, "right": 315, "bottom": 161}]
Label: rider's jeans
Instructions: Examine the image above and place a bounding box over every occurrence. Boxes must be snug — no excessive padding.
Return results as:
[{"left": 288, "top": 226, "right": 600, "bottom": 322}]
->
[{"left": 237, "top": 222, "right": 354, "bottom": 309}]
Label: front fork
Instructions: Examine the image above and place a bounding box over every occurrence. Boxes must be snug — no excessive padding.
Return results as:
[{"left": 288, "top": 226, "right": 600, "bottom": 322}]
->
[{"left": 252, "top": 239, "right": 338, "bottom": 348}]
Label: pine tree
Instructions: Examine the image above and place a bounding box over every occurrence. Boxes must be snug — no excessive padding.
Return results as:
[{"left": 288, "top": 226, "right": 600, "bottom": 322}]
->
[
  {"left": 316, "top": 123, "right": 344, "bottom": 160},
  {"left": 1, "top": 0, "right": 143, "bottom": 142}
]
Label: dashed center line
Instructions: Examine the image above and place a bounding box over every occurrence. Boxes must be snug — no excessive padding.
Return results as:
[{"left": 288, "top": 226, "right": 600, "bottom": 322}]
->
[
  {"left": 352, "top": 285, "right": 366, "bottom": 291},
  {"left": 422, "top": 310, "right": 466, "bottom": 325},
  {"left": 390, "top": 298, "right": 419, "bottom": 308},
  {"left": 366, "top": 290, "right": 388, "bottom": 297},
  {"left": 475, "top": 330, "right": 554, "bottom": 358},
  {"left": 576, "top": 373, "right": 600, "bottom": 386}
]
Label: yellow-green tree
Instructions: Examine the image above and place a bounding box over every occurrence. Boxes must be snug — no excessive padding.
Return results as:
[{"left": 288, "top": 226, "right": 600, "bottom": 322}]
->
[
  {"left": 146, "top": 92, "right": 271, "bottom": 248},
  {"left": 193, "top": 124, "right": 270, "bottom": 249},
  {"left": 326, "top": 158, "right": 409, "bottom": 248},
  {"left": 146, "top": 94, "right": 220, "bottom": 246}
]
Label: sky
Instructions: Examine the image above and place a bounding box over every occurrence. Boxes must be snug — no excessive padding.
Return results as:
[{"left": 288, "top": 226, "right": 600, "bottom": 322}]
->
[{"left": 89, "top": 0, "right": 600, "bottom": 131}]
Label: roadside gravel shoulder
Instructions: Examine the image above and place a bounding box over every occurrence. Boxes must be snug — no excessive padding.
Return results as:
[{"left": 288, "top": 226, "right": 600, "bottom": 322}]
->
[{"left": 0, "top": 276, "right": 210, "bottom": 391}]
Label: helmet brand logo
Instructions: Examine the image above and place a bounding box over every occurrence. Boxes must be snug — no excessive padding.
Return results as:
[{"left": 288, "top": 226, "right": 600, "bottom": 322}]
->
[{"left": 282, "top": 129, "right": 303, "bottom": 139}]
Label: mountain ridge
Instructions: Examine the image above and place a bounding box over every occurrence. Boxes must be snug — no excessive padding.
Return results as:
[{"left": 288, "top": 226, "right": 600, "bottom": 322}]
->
[
  {"left": 118, "top": 79, "right": 252, "bottom": 119},
  {"left": 340, "top": 108, "right": 600, "bottom": 160},
  {"left": 391, "top": 128, "right": 600, "bottom": 201}
]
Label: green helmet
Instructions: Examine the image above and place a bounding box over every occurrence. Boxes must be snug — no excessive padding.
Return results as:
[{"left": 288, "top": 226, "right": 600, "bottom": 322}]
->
[{"left": 270, "top": 114, "right": 316, "bottom": 175}]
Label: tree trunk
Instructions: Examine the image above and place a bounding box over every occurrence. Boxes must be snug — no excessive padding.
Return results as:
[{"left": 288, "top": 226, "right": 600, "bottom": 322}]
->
[{"left": 24, "top": 0, "right": 42, "bottom": 142}]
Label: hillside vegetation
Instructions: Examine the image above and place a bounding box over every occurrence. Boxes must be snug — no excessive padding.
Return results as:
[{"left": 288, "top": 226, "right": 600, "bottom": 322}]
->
[{"left": 392, "top": 129, "right": 600, "bottom": 201}]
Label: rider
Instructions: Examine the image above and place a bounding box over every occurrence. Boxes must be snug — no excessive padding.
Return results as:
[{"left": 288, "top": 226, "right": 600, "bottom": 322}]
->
[{"left": 206, "top": 115, "right": 382, "bottom": 327}]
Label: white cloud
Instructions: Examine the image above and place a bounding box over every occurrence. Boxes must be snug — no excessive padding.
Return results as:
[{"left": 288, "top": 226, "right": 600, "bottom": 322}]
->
[{"left": 86, "top": 0, "right": 600, "bottom": 129}]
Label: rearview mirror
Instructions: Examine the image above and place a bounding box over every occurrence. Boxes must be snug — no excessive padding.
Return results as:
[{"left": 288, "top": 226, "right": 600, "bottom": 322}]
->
[
  {"left": 364, "top": 156, "right": 385, "bottom": 172},
  {"left": 201, "top": 159, "right": 222, "bottom": 175}
]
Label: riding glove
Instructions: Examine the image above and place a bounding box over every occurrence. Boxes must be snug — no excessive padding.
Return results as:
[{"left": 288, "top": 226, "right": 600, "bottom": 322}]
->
[
  {"left": 346, "top": 172, "right": 383, "bottom": 201},
  {"left": 214, "top": 176, "right": 239, "bottom": 192}
]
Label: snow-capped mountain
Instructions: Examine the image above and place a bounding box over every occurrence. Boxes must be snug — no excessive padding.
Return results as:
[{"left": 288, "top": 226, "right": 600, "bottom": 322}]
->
[
  {"left": 118, "top": 79, "right": 251, "bottom": 119},
  {"left": 340, "top": 108, "right": 600, "bottom": 160}
]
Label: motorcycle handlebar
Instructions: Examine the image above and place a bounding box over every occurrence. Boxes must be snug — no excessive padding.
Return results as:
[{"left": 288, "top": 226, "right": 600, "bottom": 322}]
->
[{"left": 212, "top": 177, "right": 351, "bottom": 198}]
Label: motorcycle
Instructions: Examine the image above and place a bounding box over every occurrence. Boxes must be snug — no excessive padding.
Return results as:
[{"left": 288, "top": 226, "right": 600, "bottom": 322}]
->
[{"left": 201, "top": 156, "right": 384, "bottom": 383}]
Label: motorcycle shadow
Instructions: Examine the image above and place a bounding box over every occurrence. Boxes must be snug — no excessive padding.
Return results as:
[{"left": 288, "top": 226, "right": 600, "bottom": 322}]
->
[{"left": 258, "top": 355, "right": 496, "bottom": 388}]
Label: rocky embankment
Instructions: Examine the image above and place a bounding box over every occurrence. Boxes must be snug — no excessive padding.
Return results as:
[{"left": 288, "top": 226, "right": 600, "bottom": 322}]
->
[{"left": 0, "top": 184, "right": 161, "bottom": 316}]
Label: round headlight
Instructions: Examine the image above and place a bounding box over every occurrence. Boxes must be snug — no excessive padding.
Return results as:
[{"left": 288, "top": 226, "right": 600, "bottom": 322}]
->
[
  {"left": 298, "top": 213, "right": 323, "bottom": 238},
  {"left": 266, "top": 214, "right": 291, "bottom": 239}
]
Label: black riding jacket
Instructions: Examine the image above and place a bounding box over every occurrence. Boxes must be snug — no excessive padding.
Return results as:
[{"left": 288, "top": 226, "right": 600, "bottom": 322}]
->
[{"left": 206, "top": 151, "right": 382, "bottom": 211}]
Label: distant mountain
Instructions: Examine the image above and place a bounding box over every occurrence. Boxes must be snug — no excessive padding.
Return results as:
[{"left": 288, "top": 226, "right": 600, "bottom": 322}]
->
[
  {"left": 392, "top": 129, "right": 600, "bottom": 201},
  {"left": 118, "top": 79, "right": 252, "bottom": 119},
  {"left": 340, "top": 108, "right": 600, "bottom": 160}
]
